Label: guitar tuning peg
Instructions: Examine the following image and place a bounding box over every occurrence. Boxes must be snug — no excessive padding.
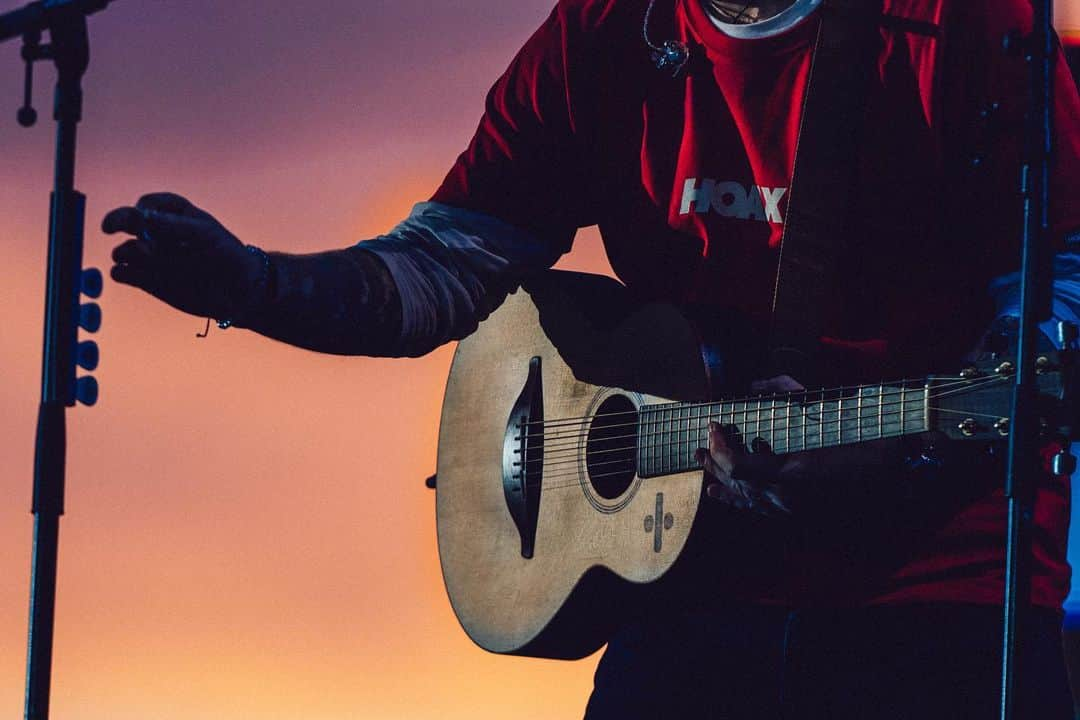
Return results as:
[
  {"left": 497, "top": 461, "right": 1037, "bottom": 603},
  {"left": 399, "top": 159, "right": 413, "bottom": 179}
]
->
[
  {"left": 1058, "top": 321, "right": 1078, "bottom": 350},
  {"left": 76, "top": 340, "right": 99, "bottom": 371},
  {"left": 79, "top": 302, "right": 101, "bottom": 333},
  {"left": 1052, "top": 450, "right": 1076, "bottom": 477},
  {"left": 81, "top": 267, "right": 103, "bottom": 298},
  {"left": 75, "top": 376, "right": 98, "bottom": 407}
]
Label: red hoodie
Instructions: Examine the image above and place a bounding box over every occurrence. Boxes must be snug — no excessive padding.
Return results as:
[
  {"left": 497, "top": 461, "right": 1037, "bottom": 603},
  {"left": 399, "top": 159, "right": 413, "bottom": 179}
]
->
[{"left": 433, "top": 0, "right": 1080, "bottom": 608}]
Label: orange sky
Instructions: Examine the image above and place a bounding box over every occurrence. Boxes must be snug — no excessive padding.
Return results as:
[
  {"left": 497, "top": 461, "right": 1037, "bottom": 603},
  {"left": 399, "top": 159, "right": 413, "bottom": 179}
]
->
[{"left": 0, "top": 2, "right": 1077, "bottom": 719}]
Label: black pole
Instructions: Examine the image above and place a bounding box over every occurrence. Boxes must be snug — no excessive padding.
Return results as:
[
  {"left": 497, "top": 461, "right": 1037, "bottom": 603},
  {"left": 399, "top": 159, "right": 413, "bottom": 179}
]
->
[
  {"left": 1000, "top": 1, "right": 1056, "bottom": 718},
  {"left": 20, "top": 4, "right": 102, "bottom": 719}
]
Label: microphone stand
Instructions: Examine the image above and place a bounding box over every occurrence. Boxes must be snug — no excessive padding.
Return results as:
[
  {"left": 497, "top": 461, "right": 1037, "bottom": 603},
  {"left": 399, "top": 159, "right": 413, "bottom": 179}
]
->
[
  {"left": 999, "top": 1, "right": 1076, "bottom": 718},
  {"left": 1, "top": 1, "right": 115, "bottom": 718}
]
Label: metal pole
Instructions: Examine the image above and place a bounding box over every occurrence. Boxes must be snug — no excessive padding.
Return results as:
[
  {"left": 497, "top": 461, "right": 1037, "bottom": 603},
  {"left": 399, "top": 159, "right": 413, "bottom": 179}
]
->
[
  {"left": 24, "top": 9, "right": 90, "bottom": 720},
  {"left": 1000, "top": 1, "right": 1056, "bottom": 718}
]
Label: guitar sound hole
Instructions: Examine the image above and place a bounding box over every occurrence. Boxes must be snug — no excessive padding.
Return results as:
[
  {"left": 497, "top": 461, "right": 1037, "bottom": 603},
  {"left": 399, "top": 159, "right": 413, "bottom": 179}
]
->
[{"left": 586, "top": 395, "right": 639, "bottom": 499}]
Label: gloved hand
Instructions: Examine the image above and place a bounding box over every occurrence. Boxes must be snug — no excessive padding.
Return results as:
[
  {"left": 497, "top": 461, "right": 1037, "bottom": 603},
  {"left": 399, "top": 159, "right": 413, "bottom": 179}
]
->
[{"left": 103, "top": 192, "right": 267, "bottom": 322}]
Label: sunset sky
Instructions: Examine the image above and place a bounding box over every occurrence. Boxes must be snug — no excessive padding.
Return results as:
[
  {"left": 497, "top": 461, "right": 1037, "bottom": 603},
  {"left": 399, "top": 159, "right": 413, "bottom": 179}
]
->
[{"left": 1, "top": 2, "right": 1078, "bottom": 719}]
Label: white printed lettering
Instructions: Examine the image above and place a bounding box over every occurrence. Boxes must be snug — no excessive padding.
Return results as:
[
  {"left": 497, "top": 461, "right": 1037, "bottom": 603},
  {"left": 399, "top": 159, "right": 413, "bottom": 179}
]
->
[
  {"left": 745, "top": 185, "right": 767, "bottom": 221},
  {"left": 712, "top": 181, "right": 749, "bottom": 218},
  {"left": 680, "top": 178, "right": 716, "bottom": 214},
  {"left": 678, "top": 177, "right": 788, "bottom": 224},
  {"left": 760, "top": 186, "right": 788, "bottom": 224}
]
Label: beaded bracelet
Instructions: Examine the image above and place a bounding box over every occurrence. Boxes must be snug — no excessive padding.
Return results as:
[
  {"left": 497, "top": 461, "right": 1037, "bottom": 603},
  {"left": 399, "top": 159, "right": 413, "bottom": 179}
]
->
[{"left": 217, "top": 245, "right": 271, "bottom": 329}]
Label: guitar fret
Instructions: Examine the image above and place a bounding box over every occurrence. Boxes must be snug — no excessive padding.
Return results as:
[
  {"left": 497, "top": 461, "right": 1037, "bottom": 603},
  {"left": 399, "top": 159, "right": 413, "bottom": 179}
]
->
[
  {"left": 662, "top": 406, "right": 669, "bottom": 475},
  {"left": 655, "top": 407, "right": 661, "bottom": 476},
  {"left": 681, "top": 404, "right": 689, "bottom": 471},
  {"left": 649, "top": 408, "right": 656, "bottom": 477},
  {"left": 673, "top": 406, "right": 680, "bottom": 472},
  {"left": 856, "top": 389, "right": 863, "bottom": 443},
  {"left": 786, "top": 395, "right": 794, "bottom": 455},
  {"left": 801, "top": 392, "right": 807, "bottom": 452},
  {"left": 769, "top": 397, "right": 775, "bottom": 451},
  {"left": 819, "top": 388, "right": 826, "bottom": 450},
  {"left": 875, "top": 386, "right": 883, "bottom": 440},
  {"left": 921, "top": 384, "right": 929, "bottom": 432},
  {"left": 641, "top": 409, "right": 647, "bottom": 477},
  {"left": 662, "top": 406, "right": 668, "bottom": 474},
  {"left": 757, "top": 396, "right": 764, "bottom": 443},
  {"left": 669, "top": 406, "right": 676, "bottom": 473},
  {"left": 670, "top": 405, "right": 675, "bottom": 472},
  {"left": 900, "top": 386, "right": 906, "bottom": 437},
  {"left": 666, "top": 405, "right": 673, "bottom": 474},
  {"left": 837, "top": 393, "right": 843, "bottom": 448},
  {"left": 693, "top": 404, "right": 702, "bottom": 470},
  {"left": 639, "top": 408, "right": 647, "bottom": 477},
  {"left": 652, "top": 408, "right": 660, "bottom": 476},
  {"left": 684, "top": 405, "right": 692, "bottom": 474}
]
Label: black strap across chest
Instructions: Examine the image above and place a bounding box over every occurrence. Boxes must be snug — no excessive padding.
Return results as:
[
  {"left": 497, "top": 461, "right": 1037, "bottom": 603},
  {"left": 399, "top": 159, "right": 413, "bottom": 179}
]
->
[{"left": 767, "top": 0, "right": 884, "bottom": 380}]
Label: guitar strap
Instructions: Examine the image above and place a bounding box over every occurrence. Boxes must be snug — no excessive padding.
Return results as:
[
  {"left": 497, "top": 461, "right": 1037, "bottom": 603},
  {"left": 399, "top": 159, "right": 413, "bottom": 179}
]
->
[{"left": 767, "top": 0, "right": 884, "bottom": 380}]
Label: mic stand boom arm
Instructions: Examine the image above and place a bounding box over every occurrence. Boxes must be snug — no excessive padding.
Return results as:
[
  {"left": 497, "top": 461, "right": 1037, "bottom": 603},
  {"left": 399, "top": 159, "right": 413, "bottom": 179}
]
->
[{"left": 0, "top": 0, "right": 110, "bottom": 44}]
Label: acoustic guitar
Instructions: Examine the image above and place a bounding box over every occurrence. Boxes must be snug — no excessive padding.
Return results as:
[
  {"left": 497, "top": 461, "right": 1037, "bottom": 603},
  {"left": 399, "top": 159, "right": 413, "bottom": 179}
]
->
[{"left": 434, "top": 273, "right": 1074, "bottom": 659}]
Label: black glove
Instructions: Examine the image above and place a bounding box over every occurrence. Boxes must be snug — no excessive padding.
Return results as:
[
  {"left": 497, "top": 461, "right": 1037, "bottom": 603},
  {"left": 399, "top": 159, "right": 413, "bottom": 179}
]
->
[{"left": 103, "top": 193, "right": 267, "bottom": 322}]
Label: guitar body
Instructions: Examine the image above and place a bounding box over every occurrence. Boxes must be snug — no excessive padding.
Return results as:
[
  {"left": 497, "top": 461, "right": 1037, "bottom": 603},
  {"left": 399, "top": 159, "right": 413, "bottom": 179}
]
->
[
  {"left": 436, "top": 285, "right": 704, "bottom": 659},
  {"left": 434, "top": 273, "right": 1074, "bottom": 660}
]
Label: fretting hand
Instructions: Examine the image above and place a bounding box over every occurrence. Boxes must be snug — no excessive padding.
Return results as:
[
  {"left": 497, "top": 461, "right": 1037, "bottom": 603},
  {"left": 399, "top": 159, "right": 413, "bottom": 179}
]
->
[
  {"left": 695, "top": 375, "right": 913, "bottom": 519},
  {"left": 695, "top": 375, "right": 802, "bottom": 517},
  {"left": 103, "top": 193, "right": 266, "bottom": 321}
]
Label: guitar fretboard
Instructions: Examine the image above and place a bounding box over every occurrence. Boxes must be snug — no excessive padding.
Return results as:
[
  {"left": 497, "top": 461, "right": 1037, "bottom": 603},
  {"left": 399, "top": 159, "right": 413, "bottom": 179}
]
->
[{"left": 636, "top": 382, "right": 928, "bottom": 479}]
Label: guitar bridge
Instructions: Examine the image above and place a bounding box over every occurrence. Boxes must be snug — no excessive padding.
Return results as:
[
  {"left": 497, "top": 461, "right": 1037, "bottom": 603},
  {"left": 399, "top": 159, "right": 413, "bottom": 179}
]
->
[{"left": 502, "top": 356, "right": 544, "bottom": 559}]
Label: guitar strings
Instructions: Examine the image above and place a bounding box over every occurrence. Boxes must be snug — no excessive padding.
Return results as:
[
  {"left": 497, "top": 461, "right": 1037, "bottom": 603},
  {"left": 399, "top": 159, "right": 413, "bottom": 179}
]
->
[
  {"left": 522, "top": 379, "right": 980, "bottom": 450},
  {"left": 520, "top": 375, "right": 979, "bottom": 432},
  {"left": 533, "top": 403, "right": 1010, "bottom": 482},
  {"left": 520, "top": 375, "right": 1008, "bottom": 455},
  {"left": 531, "top": 379, "right": 1008, "bottom": 467},
  {"left": 535, "top": 405, "right": 1015, "bottom": 472},
  {"left": 528, "top": 374, "right": 997, "bottom": 436},
  {"left": 533, "top": 404, "right": 1012, "bottom": 478},
  {"left": 527, "top": 383, "right": 1007, "bottom": 462},
  {"left": 531, "top": 378, "right": 977, "bottom": 457},
  {"left": 519, "top": 375, "right": 993, "bottom": 441},
  {"left": 525, "top": 376, "right": 1012, "bottom": 488},
  {"left": 467, "top": 373, "right": 1016, "bottom": 495},
  {"left": 533, "top": 400, "right": 1013, "bottom": 493}
]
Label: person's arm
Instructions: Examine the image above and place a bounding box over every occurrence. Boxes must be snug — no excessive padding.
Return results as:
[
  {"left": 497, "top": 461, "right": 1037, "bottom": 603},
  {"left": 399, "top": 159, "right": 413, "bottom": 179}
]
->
[
  {"left": 105, "top": 2, "right": 590, "bottom": 358},
  {"left": 103, "top": 196, "right": 568, "bottom": 357},
  {"left": 987, "top": 246, "right": 1080, "bottom": 348}
]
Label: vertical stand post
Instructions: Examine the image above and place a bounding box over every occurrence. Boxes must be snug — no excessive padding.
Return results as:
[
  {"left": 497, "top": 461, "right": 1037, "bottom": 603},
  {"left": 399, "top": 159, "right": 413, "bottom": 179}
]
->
[
  {"left": 1000, "top": 1, "right": 1056, "bottom": 718},
  {"left": 24, "top": 9, "right": 88, "bottom": 720}
]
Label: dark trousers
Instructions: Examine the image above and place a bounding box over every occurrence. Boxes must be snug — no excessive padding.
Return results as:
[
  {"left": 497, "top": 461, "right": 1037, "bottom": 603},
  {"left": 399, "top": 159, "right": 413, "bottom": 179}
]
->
[{"left": 584, "top": 604, "right": 1073, "bottom": 719}]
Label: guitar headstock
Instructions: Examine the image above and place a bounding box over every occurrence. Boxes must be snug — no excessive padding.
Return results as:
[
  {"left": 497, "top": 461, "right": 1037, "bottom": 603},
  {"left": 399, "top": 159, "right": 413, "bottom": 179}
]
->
[{"left": 928, "top": 349, "right": 1076, "bottom": 445}]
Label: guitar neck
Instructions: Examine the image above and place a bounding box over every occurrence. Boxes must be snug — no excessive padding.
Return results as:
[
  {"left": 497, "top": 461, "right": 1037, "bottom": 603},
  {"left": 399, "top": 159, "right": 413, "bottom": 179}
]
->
[{"left": 636, "top": 381, "right": 929, "bottom": 479}]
